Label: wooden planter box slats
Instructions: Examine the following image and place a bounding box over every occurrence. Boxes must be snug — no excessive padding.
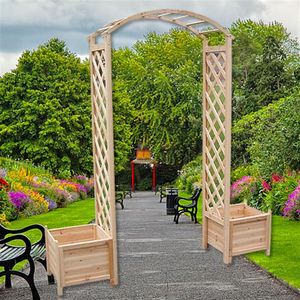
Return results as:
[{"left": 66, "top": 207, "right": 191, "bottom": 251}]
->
[
  {"left": 46, "top": 224, "right": 114, "bottom": 296},
  {"left": 204, "top": 203, "right": 272, "bottom": 262}
]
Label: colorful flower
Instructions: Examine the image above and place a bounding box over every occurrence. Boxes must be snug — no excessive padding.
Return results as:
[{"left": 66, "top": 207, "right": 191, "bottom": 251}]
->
[
  {"left": 283, "top": 181, "right": 300, "bottom": 220},
  {"left": 271, "top": 174, "right": 283, "bottom": 183},
  {"left": 230, "top": 176, "right": 254, "bottom": 199},
  {"left": 0, "top": 178, "right": 10, "bottom": 191},
  {"left": 0, "top": 168, "right": 7, "bottom": 178},
  {"left": 8, "top": 191, "right": 30, "bottom": 210},
  {"left": 262, "top": 180, "right": 271, "bottom": 191}
]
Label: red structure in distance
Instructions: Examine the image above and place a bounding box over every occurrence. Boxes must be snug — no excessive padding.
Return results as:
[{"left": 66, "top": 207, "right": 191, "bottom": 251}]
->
[{"left": 131, "top": 148, "right": 156, "bottom": 192}]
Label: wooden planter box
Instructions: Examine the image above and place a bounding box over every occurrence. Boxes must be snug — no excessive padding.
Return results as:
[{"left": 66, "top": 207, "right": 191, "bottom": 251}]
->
[
  {"left": 205, "top": 203, "right": 272, "bottom": 262},
  {"left": 45, "top": 224, "right": 113, "bottom": 296}
]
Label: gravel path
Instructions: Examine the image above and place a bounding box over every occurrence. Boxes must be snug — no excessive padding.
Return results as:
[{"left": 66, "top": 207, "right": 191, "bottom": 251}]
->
[{"left": 1, "top": 191, "right": 299, "bottom": 299}]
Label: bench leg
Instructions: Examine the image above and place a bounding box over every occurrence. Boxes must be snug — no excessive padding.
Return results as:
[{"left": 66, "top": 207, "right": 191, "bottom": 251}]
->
[
  {"left": 4, "top": 266, "right": 12, "bottom": 288},
  {"left": 27, "top": 257, "right": 40, "bottom": 300},
  {"left": 9, "top": 258, "right": 40, "bottom": 300}
]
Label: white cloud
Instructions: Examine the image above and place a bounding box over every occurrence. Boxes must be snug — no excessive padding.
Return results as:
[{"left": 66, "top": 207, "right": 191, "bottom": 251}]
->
[{"left": 0, "top": 52, "right": 20, "bottom": 75}]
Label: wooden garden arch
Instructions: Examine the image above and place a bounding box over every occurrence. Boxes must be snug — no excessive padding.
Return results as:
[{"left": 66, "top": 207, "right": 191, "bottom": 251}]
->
[{"left": 88, "top": 9, "right": 271, "bottom": 286}]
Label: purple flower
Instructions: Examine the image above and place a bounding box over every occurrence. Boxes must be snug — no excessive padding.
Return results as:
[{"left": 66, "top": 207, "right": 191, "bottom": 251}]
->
[
  {"left": 8, "top": 191, "right": 30, "bottom": 210},
  {"left": 0, "top": 168, "right": 7, "bottom": 178},
  {"left": 45, "top": 197, "right": 57, "bottom": 210},
  {"left": 283, "top": 182, "right": 300, "bottom": 219}
]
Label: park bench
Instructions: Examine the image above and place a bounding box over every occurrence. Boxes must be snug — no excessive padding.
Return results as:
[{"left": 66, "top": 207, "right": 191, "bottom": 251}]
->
[
  {"left": 0, "top": 224, "right": 54, "bottom": 300},
  {"left": 173, "top": 188, "right": 202, "bottom": 224},
  {"left": 116, "top": 184, "right": 132, "bottom": 199},
  {"left": 115, "top": 184, "right": 133, "bottom": 209},
  {"left": 158, "top": 185, "right": 167, "bottom": 203},
  {"left": 115, "top": 191, "right": 124, "bottom": 209}
]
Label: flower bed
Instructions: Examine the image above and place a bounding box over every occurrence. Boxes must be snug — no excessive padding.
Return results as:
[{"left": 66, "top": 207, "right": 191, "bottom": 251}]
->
[
  {"left": 0, "top": 160, "right": 94, "bottom": 224},
  {"left": 230, "top": 169, "right": 300, "bottom": 221}
]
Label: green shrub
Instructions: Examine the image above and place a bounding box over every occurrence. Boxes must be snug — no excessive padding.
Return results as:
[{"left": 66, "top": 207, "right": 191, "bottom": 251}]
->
[
  {"left": 261, "top": 174, "right": 299, "bottom": 214},
  {"left": 232, "top": 89, "right": 300, "bottom": 177},
  {"left": 176, "top": 156, "right": 202, "bottom": 192}
]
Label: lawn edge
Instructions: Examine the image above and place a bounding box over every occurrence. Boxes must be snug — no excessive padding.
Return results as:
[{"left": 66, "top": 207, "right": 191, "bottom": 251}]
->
[{"left": 243, "top": 255, "right": 300, "bottom": 296}]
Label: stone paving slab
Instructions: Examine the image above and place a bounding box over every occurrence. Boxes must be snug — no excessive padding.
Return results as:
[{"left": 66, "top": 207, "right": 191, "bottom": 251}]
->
[{"left": 1, "top": 191, "right": 299, "bottom": 299}]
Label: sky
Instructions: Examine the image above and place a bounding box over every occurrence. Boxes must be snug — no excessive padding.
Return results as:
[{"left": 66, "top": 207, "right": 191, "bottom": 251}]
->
[{"left": 0, "top": 0, "right": 299, "bottom": 75}]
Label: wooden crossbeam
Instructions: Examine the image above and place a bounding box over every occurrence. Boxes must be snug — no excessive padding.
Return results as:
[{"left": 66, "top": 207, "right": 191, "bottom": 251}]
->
[{"left": 187, "top": 20, "right": 205, "bottom": 26}]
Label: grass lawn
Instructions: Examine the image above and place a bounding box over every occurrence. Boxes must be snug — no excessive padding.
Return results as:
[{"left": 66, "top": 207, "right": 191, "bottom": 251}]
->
[
  {"left": 6, "top": 198, "right": 95, "bottom": 233},
  {"left": 0, "top": 198, "right": 95, "bottom": 284},
  {"left": 247, "top": 215, "right": 300, "bottom": 290}
]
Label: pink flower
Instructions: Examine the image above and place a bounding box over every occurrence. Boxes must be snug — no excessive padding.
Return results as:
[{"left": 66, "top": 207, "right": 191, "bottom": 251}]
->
[
  {"left": 271, "top": 174, "right": 283, "bottom": 183},
  {"left": 262, "top": 180, "right": 271, "bottom": 191}
]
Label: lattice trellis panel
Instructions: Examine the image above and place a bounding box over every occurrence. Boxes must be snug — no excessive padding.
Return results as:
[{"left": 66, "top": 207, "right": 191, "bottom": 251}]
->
[
  {"left": 203, "top": 45, "right": 229, "bottom": 218},
  {"left": 90, "top": 43, "right": 114, "bottom": 237}
]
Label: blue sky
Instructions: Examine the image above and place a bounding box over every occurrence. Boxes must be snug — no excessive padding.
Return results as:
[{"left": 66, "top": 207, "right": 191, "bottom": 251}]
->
[{"left": 0, "top": 0, "right": 299, "bottom": 75}]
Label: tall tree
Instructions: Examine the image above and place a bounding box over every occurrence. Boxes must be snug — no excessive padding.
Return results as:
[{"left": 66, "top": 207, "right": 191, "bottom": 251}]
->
[
  {"left": 231, "top": 20, "right": 299, "bottom": 119},
  {"left": 0, "top": 39, "right": 92, "bottom": 176},
  {"left": 113, "top": 29, "right": 202, "bottom": 166}
]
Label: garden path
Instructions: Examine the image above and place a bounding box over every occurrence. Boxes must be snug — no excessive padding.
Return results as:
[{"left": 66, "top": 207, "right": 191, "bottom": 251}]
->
[{"left": 1, "top": 191, "right": 299, "bottom": 299}]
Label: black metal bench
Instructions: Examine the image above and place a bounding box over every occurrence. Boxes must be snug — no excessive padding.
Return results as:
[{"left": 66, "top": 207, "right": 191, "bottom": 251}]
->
[
  {"left": 115, "top": 191, "right": 124, "bottom": 209},
  {"left": 173, "top": 188, "right": 202, "bottom": 224},
  {"left": 116, "top": 184, "right": 132, "bottom": 199},
  {"left": 0, "top": 224, "right": 54, "bottom": 300},
  {"left": 158, "top": 185, "right": 167, "bottom": 203}
]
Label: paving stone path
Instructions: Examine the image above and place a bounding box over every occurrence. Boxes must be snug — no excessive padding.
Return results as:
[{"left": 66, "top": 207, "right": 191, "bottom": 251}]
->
[{"left": 1, "top": 191, "right": 299, "bottom": 299}]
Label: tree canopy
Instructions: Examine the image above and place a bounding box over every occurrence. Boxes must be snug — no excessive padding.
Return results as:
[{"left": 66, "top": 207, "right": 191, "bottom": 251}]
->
[{"left": 0, "top": 19, "right": 299, "bottom": 178}]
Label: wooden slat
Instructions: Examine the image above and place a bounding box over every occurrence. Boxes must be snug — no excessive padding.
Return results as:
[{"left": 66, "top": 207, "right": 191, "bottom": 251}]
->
[
  {"left": 231, "top": 214, "right": 269, "bottom": 225},
  {"left": 205, "top": 45, "right": 227, "bottom": 53},
  {"left": 187, "top": 20, "right": 205, "bottom": 26},
  {"left": 90, "top": 43, "right": 105, "bottom": 52}
]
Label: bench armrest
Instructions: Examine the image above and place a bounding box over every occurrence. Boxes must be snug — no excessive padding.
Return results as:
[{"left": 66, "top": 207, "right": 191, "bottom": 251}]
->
[
  {"left": 0, "top": 224, "right": 45, "bottom": 245},
  {"left": 0, "top": 234, "right": 32, "bottom": 256}
]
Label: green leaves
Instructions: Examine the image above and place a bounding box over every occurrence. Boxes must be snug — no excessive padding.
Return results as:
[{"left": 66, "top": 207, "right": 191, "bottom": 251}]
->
[
  {"left": 0, "top": 38, "right": 92, "bottom": 176},
  {"left": 232, "top": 89, "right": 300, "bottom": 177},
  {"left": 113, "top": 29, "right": 202, "bottom": 166}
]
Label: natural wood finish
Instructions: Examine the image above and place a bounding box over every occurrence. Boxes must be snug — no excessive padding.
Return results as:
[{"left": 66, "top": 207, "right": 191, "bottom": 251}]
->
[
  {"left": 266, "top": 210, "right": 272, "bottom": 256},
  {"left": 204, "top": 204, "right": 271, "bottom": 261},
  {"left": 88, "top": 8, "right": 270, "bottom": 269},
  {"left": 104, "top": 33, "right": 118, "bottom": 285},
  {"left": 46, "top": 225, "right": 113, "bottom": 296},
  {"left": 91, "top": 9, "right": 232, "bottom": 38}
]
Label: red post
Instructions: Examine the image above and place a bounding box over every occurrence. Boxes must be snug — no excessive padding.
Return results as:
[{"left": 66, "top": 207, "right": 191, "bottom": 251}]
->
[
  {"left": 152, "top": 163, "right": 156, "bottom": 192},
  {"left": 131, "top": 161, "right": 135, "bottom": 192}
]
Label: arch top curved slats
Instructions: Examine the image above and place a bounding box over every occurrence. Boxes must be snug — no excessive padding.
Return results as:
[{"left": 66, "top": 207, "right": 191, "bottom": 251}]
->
[{"left": 90, "top": 9, "right": 232, "bottom": 40}]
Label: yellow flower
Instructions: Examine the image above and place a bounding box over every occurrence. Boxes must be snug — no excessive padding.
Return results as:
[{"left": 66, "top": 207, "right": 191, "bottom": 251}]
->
[{"left": 0, "top": 213, "right": 10, "bottom": 226}]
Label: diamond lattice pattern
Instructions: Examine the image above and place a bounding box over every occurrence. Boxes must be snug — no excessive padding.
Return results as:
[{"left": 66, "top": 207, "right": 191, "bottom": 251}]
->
[
  {"left": 204, "top": 51, "right": 227, "bottom": 218},
  {"left": 91, "top": 48, "right": 111, "bottom": 236}
]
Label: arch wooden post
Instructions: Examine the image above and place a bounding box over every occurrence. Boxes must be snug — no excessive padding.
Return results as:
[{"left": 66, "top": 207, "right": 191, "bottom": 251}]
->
[{"left": 89, "top": 33, "right": 118, "bottom": 285}]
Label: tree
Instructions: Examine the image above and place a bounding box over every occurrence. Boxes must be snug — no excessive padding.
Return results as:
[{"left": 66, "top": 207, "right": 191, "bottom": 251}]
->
[
  {"left": 231, "top": 20, "right": 299, "bottom": 119},
  {"left": 0, "top": 39, "right": 92, "bottom": 176},
  {"left": 232, "top": 88, "right": 300, "bottom": 176},
  {"left": 113, "top": 30, "right": 202, "bottom": 166}
]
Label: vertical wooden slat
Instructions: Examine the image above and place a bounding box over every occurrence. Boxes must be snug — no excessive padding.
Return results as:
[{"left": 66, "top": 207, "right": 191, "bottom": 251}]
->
[
  {"left": 202, "top": 39, "right": 208, "bottom": 250},
  {"left": 89, "top": 35, "right": 98, "bottom": 229},
  {"left": 266, "top": 210, "right": 272, "bottom": 256},
  {"left": 104, "top": 33, "right": 118, "bottom": 285},
  {"left": 223, "top": 36, "right": 232, "bottom": 264}
]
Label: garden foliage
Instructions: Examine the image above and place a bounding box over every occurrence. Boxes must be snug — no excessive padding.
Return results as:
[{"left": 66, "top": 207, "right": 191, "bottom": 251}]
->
[{"left": 0, "top": 157, "right": 93, "bottom": 224}]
